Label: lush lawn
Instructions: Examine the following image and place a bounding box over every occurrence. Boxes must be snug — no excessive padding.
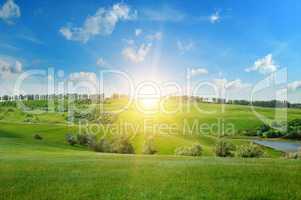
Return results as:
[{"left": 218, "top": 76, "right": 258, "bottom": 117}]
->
[
  {"left": 1, "top": 101, "right": 301, "bottom": 135},
  {"left": 1, "top": 148, "right": 301, "bottom": 200},
  {"left": 0, "top": 101, "right": 300, "bottom": 199},
  {"left": 0, "top": 122, "right": 296, "bottom": 200}
]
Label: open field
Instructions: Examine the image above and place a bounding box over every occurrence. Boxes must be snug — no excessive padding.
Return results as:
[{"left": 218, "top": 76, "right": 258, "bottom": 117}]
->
[
  {"left": 0, "top": 101, "right": 300, "bottom": 199},
  {"left": 0, "top": 143, "right": 301, "bottom": 200}
]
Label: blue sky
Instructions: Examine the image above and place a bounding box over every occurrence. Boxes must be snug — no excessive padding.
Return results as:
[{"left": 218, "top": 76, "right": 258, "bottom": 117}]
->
[{"left": 0, "top": 0, "right": 300, "bottom": 102}]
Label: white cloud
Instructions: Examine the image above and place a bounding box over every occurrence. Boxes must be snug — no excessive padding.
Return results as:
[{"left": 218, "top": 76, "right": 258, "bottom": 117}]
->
[
  {"left": 0, "top": 57, "right": 22, "bottom": 78},
  {"left": 96, "top": 57, "right": 109, "bottom": 68},
  {"left": 18, "top": 34, "right": 44, "bottom": 45},
  {"left": 209, "top": 11, "right": 220, "bottom": 24},
  {"left": 68, "top": 72, "right": 99, "bottom": 94},
  {"left": 213, "top": 78, "right": 250, "bottom": 90},
  {"left": 0, "top": 0, "right": 20, "bottom": 23},
  {"left": 177, "top": 40, "right": 194, "bottom": 54},
  {"left": 69, "top": 72, "right": 97, "bottom": 83},
  {"left": 135, "top": 28, "right": 142, "bottom": 36},
  {"left": 146, "top": 32, "right": 162, "bottom": 41},
  {"left": 60, "top": 3, "right": 137, "bottom": 43},
  {"left": 0, "top": 58, "right": 22, "bottom": 75},
  {"left": 122, "top": 39, "right": 135, "bottom": 46},
  {"left": 60, "top": 27, "right": 73, "bottom": 40},
  {"left": 190, "top": 68, "right": 208, "bottom": 77},
  {"left": 246, "top": 54, "right": 278, "bottom": 75},
  {"left": 142, "top": 6, "right": 185, "bottom": 22},
  {"left": 288, "top": 81, "right": 301, "bottom": 91},
  {"left": 96, "top": 57, "right": 105, "bottom": 66},
  {"left": 122, "top": 30, "right": 161, "bottom": 63},
  {"left": 122, "top": 43, "right": 152, "bottom": 63},
  {"left": 14, "top": 60, "right": 22, "bottom": 73}
]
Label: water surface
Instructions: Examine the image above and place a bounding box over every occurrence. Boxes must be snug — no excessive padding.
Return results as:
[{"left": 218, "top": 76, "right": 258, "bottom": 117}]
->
[{"left": 254, "top": 140, "right": 301, "bottom": 152}]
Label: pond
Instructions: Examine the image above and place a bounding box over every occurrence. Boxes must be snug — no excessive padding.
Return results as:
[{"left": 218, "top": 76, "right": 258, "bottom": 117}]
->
[{"left": 254, "top": 140, "right": 301, "bottom": 153}]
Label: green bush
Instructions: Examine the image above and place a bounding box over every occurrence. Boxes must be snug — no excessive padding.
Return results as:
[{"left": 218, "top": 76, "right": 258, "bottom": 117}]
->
[
  {"left": 98, "top": 112, "right": 118, "bottom": 124},
  {"left": 259, "top": 124, "right": 271, "bottom": 133},
  {"left": 285, "top": 148, "right": 301, "bottom": 159},
  {"left": 142, "top": 138, "right": 157, "bottom": 155},
  {"left": 65, "top": 134, "right": 77, "bottom": 146},
  {"left": 23, "top": 118, "right": 33, "bottom": 123},
  {"left": 242, "top": 129, "right": 257, "bottom": 136},
  {"left": 111, "top": 135, "right": 135, "bottom": 154},
  {"left": 215, "top": 140, "right": 236, "bottom": 157},
  {"left": 77, "top": 133, "right": 90, "bottom": 146},
  {"left": 262, "top": 129, "right": 285, "bottom": 138},
  {"left": 237, "top": 143, "right": 264, "bottom": 158},
  {"left": 175, "top": 144, "right": 202, "bottom": 157},
  {"left": 89, "top": 137, "right": 112, "bottom": 153},
  {"left": 286, "top": 119, "right": 301, "bottom": 139},
  {"left": 7, "top": 108, "right": 15, "bottom": 112},
  {"left": 257, "top": 119, "right": 301, "bottom": 139},
  {"left": 33, "top": 134, "right": 43, "bottom": 140},
  {"left": 257, "top": 123, "right": 285, "bottom": 138}
]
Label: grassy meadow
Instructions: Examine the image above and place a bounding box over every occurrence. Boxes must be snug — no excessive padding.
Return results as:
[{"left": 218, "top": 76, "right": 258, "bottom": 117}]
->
[{"left": 0, "top": 100, "right": 301, "bottom": 199}]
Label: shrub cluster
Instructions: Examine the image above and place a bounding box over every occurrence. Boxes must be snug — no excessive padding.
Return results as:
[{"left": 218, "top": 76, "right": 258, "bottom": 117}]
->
[
  {"left": 215, "top": 140, "right": 236, "bottom": 157},
  {"left": 285, "top": 148, "right": 301, "bottom": 159},
  {"left": 33, "top": 134, "right": 43, "bottom": 140},
  {"left": 256, "top": 123, "right": 285, "bottom": 138},
  {"left": 142, "top": 137, "right": 157, "bottom": 155},
  {"left": 237, "top": 143, "right": 264, "bottom": 158},
  {"left": 65, "top": 133, "right": 77, "bottom": 146},
  {"left": 175, "top": 144, "right": 202, "bottom": 157},
  {"left": 255, "top": 119, "right": 301, "bottom": 139},
  {"left": 98, "top": 112, "right": 118, "bottom": 124},
  {"left": 111, "top": 135, "right": 135, "bottom": 154},
  {"left": 286, "top": 119, "right": 301, "bottom": 139},
  {"left": 88, "top": 137, "right": 112, "bottom": 153},
  {"left": 66, "top": 133, "right": 135, "bottom": 154},
  {"left": 77, "top": 133, "right": 90, "bottom": 146}
]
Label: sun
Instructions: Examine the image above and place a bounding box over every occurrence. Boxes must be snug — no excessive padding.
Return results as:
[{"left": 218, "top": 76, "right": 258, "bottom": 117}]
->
[
  {"left": 136, "top": 98, "right": 160, "bottom": 114},
  {"left": 140, "top": 99, "right": 159, "bottom": 109}
]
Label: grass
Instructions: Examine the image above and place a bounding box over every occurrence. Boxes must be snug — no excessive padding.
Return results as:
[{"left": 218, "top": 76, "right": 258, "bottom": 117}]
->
[
  {"left": 1, "top": 149, "right": 301, "bottom": 200},
  {"left": 0, "top": 101, "right": 300, "bottom": 199}
]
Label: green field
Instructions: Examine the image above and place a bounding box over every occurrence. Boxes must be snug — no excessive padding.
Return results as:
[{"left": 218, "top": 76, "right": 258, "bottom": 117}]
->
[{"left": 1, "top": 101, "right": 301, "bottom": 199}]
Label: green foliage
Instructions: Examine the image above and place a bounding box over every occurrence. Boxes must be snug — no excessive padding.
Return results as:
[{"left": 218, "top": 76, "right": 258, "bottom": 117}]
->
[
  {"left": 215, "top": 140, "right": 236, "bottom": 157},
  {"left": 72, "top": 111, "right": 91, "bottom": 122},
  {"left": 7, "top": 108, "right": 15, "bottom": 112},
  {"left": 259, "top": 124, "right": 271, "bottom": 133},
  {"left": 237, "top": 143, "right": 264, "bottom": 158},
  {"left": 89, "top": 137, "right": 112, "bottom": 153},
  {"left": 142, "top": 137, "right": 157, "bottom": 155},
  {"left": 33, "top": 134, "right": 43, "bottom": 140},
  {"left": 286, "top": 119, "right": 301, "bottom": 139},
  {"left": 242, "top": 129, "right": 257, "bottom": 136},
  {"left": 111, "top": 135, "right": 135, "bottom": 154},
  {"left": 98, "top": 112, "right": 118, "bottom": 124},
  {"left": 175, "top": 144, "right": 203, "bottom": 157},
  {"left": 257, "top": 119, "right": 301, "bottom": 139},
  {"left": 77, "top": 132, "right": 90, "bottom": 146},
  {"left": 257, "top": 122, "right": 285, "bottom": 138},
  {"left": 0, "top": 101, "right": 17, "bottom": 107},
  {"left": 65, "top": 133, "right": 77, "bottom": 146},
  {"left": 261, "top": 129, "right": 285, "bottom": 138},
  {"left": 86, "top": 134, "right": 112, "bottom": 153},
  {"left": 285, "top": 148, "right": 301, "bottom": 159}
]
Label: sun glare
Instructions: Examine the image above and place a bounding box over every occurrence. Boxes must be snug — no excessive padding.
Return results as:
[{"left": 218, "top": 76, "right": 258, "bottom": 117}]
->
[{"left": 140, "top": 99, "right": 159, "bottom": 110}]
